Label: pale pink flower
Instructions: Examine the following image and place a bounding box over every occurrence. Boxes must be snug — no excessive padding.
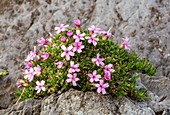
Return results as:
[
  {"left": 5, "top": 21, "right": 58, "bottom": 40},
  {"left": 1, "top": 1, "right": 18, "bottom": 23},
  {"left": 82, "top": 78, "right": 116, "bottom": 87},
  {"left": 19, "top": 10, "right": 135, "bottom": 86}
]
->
[
  {"left": 25, "top": 62, "right": 33, "bottom": 69},
  {"left": 66, "top": 73, "right": 79, "bottom": 86},
  {"left": 17, "top": 80, "right": 23, "bottom": 88},
  {"left": 94, "top": 80, "right": 109, "bottom": 94},
  {"left": 25, "top": 46, "right": 37, "bottom": 62},
  {"left": 73, "top": 30, "right": 86, "bottom": 42},
  {"left": 102, "top": 31, "right": 112, "bottom": 39},
  {"left": 41, "top": 52, "right": 50, "bottom": 60},
  {"left": 56, "top": 61, "right": 64, "bottom": 68},
  {"left": 35, "top": 80, "right": 46, "bottom": 93},
  {"left": 68, "top": 61, "right": 80, "bottom": 73},
  {"left": 74, "top": 19, "right": 81, "bottom": 26},
  {"left": 61, "top": 36, "right": 66, "bottom": 43},
  {"left": 92, "top": 53, "right": 105, "bottom": 66},
  {"left": 88, "top": 70, "right": 101, "bottom": 82},
  {"left": 122, "top": 37, "right": 131, "bottom": 51},
  {"left": 61, "top": 45, "right": 74, "bottom": 60},
  {"left": 34, "top": 65, "right": 41, "bottom": 76},
  {"left": 55, "top": 24, "right": 69, "bottom": 34},
  {"left": 88, "top": 25, "right": 101, "bottom": 34},
  {"left": 73, "top": 42, "right": 84, "bottom": 53},
  {"left": 104, "top": 64, "right": 115, "bottom": 73},
  {"left": 104, "top": 71, "right": 111, "bottom": 81},
  {"left": 38, "top": 37, "right": 49, "bottom": 46},
  {"left": 85, "top": 34, "right": 99, "bottom": 46},
  {"left": 67, "top": 30, "right": 73, "bottom": 37},
  {"left": 49, "top": 32, "right": 54, "bottom": 39},
  {"left": 24, "top": 68, "right": 35, "bottom": 82}
]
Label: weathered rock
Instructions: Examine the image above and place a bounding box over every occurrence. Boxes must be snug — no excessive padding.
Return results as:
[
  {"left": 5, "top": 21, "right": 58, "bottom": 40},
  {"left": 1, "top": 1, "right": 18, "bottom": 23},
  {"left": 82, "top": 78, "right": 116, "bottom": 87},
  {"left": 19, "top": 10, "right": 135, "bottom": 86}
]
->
[
  {"left": 0, "top": 89, "right": 156, "bottom": 115},
  {"left": 0, "top": 0, "right": 170, "bottom": 113}
]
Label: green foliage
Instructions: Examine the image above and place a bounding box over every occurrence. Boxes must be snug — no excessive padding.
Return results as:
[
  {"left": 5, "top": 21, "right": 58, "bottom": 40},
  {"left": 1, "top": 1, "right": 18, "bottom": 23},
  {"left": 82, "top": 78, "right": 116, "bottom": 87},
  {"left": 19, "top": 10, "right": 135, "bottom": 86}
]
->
[
  {"left": 17, "top": 26, "right": 156, "bottom": 101},
  {"left": 0, "top": 70, "right": 8, "bottom": 78}
]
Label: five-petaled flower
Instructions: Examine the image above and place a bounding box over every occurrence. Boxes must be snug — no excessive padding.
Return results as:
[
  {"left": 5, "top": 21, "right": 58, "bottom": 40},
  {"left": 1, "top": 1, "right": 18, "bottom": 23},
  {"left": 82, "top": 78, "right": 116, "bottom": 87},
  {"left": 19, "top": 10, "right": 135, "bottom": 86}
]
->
[
  {"left": 88, "top": 25, "right": 101, "bottom": 34},
  {"left": 104, "top": 64, "right": 115, "bottom": 73},
  {"left": 55, "top": 24, "right": 69, "bottom": 34},
  {"left": 25, "top": 46, "right": 37, "bottom": 62},
  {"left": 66, "top": 73, "right": 79, "bottom": 86},
  {"left": 94, "top": 80, "right": 109, "bottom": 94},
  {"left": 34, "top": 65, "right": 41, "bottom": 76},
  {"left": 85, "top": 34, "right": 99, "bottom": 46},
  {"left": 61, "top": 45, "right": 74, "bottom": 60},
  {"left": 38, "top": 37, "right": 49, "bottom": 46},
  {"left": 92, "top": 53, "right": 105, "bottom": 66},
  {"left": 122, "top": 37, "right": 130, "bottom": 51},
  {"left": 41, "top": 52, "right": 50, "bottom": 60},
  {"left": 25, "top": 62, "right": 33, "bottom": 69},
  {"left": 73, "top": 30, "right": 86, "bottom": 42},
  {"left": 56, "top": 61, "right": 64, "bottom": 68},
  {"left": 88, "top": 70, "right": 101, "bottom": 82},
  {"left": 35, "top": 80, "right": 46, "bottom": 93},
  {"left": 104, "top": 71, "right": 111, "bottom": 81},
  {"left": 24, "top": 68, "right": 35, "bottom": 82},
  {"left": 17, "top": 80, "right": 23, "bottom": 88},
  {"left": 73, "top": 42, "right": 84, "bottom": 53},
  {"left": 68, "top": 61, "right": 80, "bottom": 73}
]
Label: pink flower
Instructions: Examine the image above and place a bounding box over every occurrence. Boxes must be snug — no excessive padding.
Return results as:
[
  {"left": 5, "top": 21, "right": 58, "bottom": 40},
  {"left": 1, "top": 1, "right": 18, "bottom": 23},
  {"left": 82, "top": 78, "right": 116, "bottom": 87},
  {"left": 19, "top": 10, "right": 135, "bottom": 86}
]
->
[
  {"left": 24, "top": 68, "right": 35, "bottom": 82},
  {"left": 35, "top": 80, "right": 46, "bottom": 93},
  {"left": 66, "top": 73, "right": 79, "bottom": 86},
  {"left": 61, "top": 45, "right": 74, "bottom": 60},
  {"left": 92, "top": 53, "right": 105, "bottom": 66},
  {"left": 122, "top": 37, "right": 130, "bottom": 51},
  {"left": 88, "top": 25, "right": 101, "bottom": 34},
  {"left": 61, "top": 36, "right": 66, "bottom": 43},
  {"left": 104, "top": 64, "right": 115, "bottom": 73},
  {"left": 73, "top": 30, "right": 86, "bottom": 42},
  {"left": 68, "top": 61, "right": 80, "bottom": 73},
  {"left": 17, "top": 80, "right": 23, "bottom": 88},
  {"left": 104, "top": 72, "right": 111, "bottom": 81},
  {"left": 25, "top": 46, "right": 37, "bottom": 62},
  {"left": 88, "top": 70, "right": 101, "bottom": 82},
  {"left": 56, "top": 61, "right": 64, "bottom": 68},
  {"left": 25, "top": 62, "right": 33, "bottom": 69},
  {"left": 41, "top": 52, "right": 50, "bottom": 60},
  {"left": 55, "top": 24, "right": 69, "bottom": 34},
  {"left": 38, "top": 37, "right": 49, "bottom": 46},
  {"left": 73, "top": 42, "right": 84, "bottom": 53},
  {"left": 74, "top": 19, "right": 81, "bottom": 26},
  {"left": 47, "top": 32, "right": 54, "bottom": 43},
  {"left": 49, "top": 32, "right": 54, "bottom": 39},
  {"left": 67, "top": 30, "right": 73, "bottom": 37},
  {"left": 34, "top": 65, "right": 41, "bottom": 76},
  {"left": 94, "top": 80, "right": 109, "bottom": 94},
  {"left": 85, "top": 34, "right": 99, "bottom": 46}
]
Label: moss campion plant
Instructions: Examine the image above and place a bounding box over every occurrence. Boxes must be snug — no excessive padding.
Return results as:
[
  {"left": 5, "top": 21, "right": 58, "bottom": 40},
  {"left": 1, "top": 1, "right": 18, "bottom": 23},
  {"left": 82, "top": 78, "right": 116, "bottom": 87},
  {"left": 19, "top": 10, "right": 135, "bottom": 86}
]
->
[{"left": 17, "top": 19, "right": 156, "bottom": 101}]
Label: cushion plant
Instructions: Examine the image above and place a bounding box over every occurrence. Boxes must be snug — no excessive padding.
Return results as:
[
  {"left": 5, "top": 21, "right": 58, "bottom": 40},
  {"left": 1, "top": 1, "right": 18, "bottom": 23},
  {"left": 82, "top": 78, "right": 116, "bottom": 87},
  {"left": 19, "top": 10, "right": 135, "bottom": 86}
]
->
[{"left": 17, "top": 19, "right": 156, "bottom": 101}]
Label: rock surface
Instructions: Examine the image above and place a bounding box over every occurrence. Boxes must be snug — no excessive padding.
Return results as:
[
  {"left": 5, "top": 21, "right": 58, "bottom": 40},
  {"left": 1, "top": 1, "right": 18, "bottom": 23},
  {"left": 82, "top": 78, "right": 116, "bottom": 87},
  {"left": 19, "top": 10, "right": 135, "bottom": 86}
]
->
[
  {"left": 0, "top": 0, "right": 170, "bottom": 114},
  {"left": 0, "top": 89, "right": 156, "bottom": 115}
]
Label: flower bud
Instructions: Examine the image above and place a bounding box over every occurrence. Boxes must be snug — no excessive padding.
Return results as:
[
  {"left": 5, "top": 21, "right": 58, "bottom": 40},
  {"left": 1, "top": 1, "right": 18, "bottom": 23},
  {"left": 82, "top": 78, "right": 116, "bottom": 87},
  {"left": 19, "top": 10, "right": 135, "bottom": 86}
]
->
[
  {"left": 74, "top": 19, "right": 81, "bottom": 27},
  {"left": 61, "top": 36, "right": 66, "bottom": 43},
  {"left": 67, "top": 30, "right": 73, "bottom": 37}
]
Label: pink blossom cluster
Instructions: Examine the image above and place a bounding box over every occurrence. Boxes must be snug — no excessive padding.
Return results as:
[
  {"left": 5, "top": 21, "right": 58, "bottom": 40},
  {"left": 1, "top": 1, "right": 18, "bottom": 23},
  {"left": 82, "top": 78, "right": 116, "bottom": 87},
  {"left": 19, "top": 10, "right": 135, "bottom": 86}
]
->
[
  {"left": 18, "top": 19, "right": 132, "bottom": 96},
  {"left": 88, "top": 53, "right": 115, "bottom": 94}
]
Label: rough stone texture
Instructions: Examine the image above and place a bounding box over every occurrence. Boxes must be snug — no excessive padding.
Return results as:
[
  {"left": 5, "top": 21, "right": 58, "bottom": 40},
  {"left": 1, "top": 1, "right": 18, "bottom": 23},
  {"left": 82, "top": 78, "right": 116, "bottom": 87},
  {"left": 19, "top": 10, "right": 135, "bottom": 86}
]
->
[
  {"left": 0, "top": 89, "right": 156, "bottom": 115},
  {"left": 0, "top": 0, "right": 170, "bottom": 114}
]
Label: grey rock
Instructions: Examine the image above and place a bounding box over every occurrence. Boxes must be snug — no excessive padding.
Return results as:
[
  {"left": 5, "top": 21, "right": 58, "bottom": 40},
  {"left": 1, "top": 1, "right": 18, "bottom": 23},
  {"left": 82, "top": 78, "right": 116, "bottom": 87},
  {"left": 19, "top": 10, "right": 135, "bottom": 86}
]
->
[
  {"left": 0, "top": 89, "right": 156, "bottom": 115},
  {"left": 0, "top": 0, "right": 170, "bottom": 113}
]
